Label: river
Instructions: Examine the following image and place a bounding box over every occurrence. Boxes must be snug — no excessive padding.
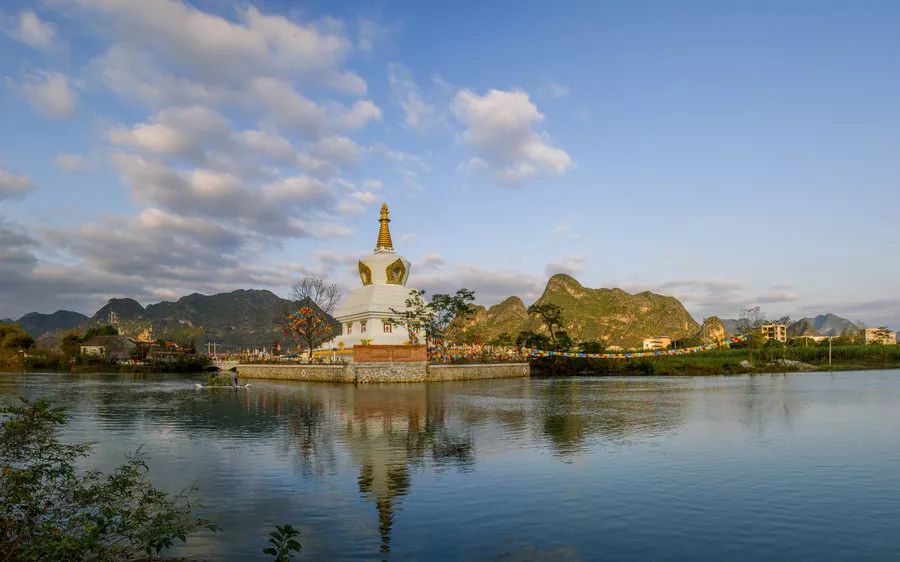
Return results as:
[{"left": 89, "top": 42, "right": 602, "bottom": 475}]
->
[{"left": 2, "top": 371, "right": 899, "bottom": 561}]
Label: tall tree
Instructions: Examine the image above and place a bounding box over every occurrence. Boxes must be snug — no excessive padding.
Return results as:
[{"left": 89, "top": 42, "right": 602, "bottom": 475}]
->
[
  {"left": 737, "top": 306, "right": 767, "bottom": 364},
  {"left": 527, "top": 302, "right": 570, "bottom": 350},
  {"left": 390, "top": 288, "right": 475, "bottom": 347},
  {"left": 282, "top": 277, "right": 341, "bottom": 358}
]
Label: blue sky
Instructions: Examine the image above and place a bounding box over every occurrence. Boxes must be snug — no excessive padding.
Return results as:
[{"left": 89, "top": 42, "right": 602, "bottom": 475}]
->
[{"left": 1, "top": 0, "right": 898, "bottom": 328}]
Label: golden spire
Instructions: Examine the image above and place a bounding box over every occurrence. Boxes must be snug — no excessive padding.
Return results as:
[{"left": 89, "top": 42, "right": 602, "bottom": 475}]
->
[{"left": 375, "top": 202, "right": 393, "bottom": 251}]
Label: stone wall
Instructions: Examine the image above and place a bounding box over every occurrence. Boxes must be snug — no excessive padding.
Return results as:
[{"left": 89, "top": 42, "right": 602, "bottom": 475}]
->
[
  {"left": 236, "top": 361, "right": 530, "bottom": 383},
  {"left": 236, "top": 363, "right": 355, "bottom": 383},
  {"left": 354, "top": 361, "right": 428, "bottom": 383},
  {"left": 427, "top": 363, "right": 530, "bottom": 381},
  {"left": 352, "top": 344, "right": 427, "bottom": 363}
]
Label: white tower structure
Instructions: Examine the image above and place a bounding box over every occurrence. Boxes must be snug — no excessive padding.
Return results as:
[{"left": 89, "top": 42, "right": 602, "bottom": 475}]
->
[{"left": 331, "top": 203, "right": 415, "bottom": 348}]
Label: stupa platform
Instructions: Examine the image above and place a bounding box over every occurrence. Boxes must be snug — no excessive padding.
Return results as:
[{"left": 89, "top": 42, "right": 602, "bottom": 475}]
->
[{"left": 236, "top": 348, "right": 529, "bottom": 383}]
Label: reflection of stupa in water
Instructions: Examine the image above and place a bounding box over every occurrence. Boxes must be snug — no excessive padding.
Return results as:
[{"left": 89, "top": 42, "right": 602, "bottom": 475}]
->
[
  {"left": 340, "top": 386, "right": 472, "bottom": 554},
  {"left": 343, "top": 387, "right": 425, "bottom": 554}
]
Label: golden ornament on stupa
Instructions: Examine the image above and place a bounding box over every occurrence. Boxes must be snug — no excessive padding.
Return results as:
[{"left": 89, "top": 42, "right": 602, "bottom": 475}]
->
[{"left": 376, "top": 203, "right": 393, "bottom": 251}]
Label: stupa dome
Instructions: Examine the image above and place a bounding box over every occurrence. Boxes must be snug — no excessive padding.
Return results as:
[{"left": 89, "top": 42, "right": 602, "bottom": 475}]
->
[{"left": 357, "top": 204, "right": 410, "bottom": 287}]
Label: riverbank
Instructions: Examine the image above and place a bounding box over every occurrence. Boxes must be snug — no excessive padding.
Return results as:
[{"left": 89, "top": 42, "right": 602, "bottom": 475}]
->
[
  {"left": 529, "top": 344, "right": 900, "bottom": 376},
  {"left": 4, "top": 345, "right": 898, "bottom": 378},
  {"left": 0, "top": 357, "right": 209, "bottom": 374}
]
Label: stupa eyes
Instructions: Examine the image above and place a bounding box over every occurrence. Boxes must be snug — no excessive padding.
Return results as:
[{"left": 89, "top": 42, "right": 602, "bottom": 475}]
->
[
  {"left": 386, "top": 259, "right": 406, "bottom": 285},
  {"left": 359, "top": 261, "right": 373, "bottom": 286}
]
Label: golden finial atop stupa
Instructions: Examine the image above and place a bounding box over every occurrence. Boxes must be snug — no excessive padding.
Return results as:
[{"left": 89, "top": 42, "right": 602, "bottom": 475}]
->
[{"left": 375, "top": 202, "right": 393, "bottom": 251}]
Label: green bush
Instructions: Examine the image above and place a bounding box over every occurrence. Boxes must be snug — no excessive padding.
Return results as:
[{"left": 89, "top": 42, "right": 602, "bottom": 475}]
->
[
  {"left": 0, "top": 397, "right": 218, "bottom": 560},
  {"left": 263, "top": 524, "right": 302, "bottom": 561}
]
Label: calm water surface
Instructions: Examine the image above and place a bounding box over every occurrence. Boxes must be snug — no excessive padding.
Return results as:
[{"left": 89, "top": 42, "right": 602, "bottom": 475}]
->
[{"left": 2, "top": 371, "right": 900, "bottom": 561}]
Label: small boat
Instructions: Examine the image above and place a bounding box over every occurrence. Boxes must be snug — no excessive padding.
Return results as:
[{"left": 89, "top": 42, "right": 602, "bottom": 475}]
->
[{"left": 194, "top": 383, "right": 252, "bottom": 389}]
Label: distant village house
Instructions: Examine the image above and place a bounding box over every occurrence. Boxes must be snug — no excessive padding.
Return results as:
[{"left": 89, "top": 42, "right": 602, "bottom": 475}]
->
[
  {"left": 759, "top": 324, "right": 787, "bottom": 343},
  {"left": 80, "top": 335, "right": 138, "bottom": 362}
]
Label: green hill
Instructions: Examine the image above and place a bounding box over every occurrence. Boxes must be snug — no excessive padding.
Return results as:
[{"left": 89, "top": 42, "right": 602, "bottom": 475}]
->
[
  {"left": 72, "top": 290, "right": 339, "bottom": 350},
  {"left": 788, "top": 314, "right": 857, "bottom": 337},
  {"left": 13, "top": 310, "right": 89, "bottom": 338},
  {"left": 451, "top": 274, "right": 700, "bottom": 348}
]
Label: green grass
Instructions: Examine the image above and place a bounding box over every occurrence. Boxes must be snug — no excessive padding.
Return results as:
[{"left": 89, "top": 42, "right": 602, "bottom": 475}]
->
[{"left": 530, "top": 345, "right": 900, "bottom": 376}]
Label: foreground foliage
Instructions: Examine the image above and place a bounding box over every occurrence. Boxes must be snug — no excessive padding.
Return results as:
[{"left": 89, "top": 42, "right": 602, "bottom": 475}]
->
[
  {"left": 0, "top": 397, "right": 217, "bottom": 561},
  {"left": 263, "top": 524, "right": 302, "bottom": 561}
]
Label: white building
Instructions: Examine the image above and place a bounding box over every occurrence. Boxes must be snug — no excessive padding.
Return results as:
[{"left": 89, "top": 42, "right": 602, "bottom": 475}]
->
[
  {"left": 331, "top": 204, "right": 415, "bottom": 348},
  {"left": 760, "top": 323, "right": 788, "bottom": 343}
]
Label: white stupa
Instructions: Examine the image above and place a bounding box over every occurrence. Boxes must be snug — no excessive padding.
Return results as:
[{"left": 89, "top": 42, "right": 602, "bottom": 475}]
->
[{"left": 331, "top": 203, "right": 415, "bottom": 347}]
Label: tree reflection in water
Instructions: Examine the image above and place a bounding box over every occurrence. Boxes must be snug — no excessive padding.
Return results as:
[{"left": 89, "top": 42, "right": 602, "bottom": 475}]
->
[{"left": 538, "top": 378, "right": 691, "bottom": 455}]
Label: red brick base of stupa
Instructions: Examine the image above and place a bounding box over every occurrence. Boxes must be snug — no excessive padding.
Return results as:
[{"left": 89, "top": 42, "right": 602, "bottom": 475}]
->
[{"left": 352, "top": 344, "right": 427, "bottom": 363}]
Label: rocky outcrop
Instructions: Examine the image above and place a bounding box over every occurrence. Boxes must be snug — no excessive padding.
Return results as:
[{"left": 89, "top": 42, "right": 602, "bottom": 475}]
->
[
  {"left": 449, "top": 296, "right": 530, "bottom": 343},
  {"left": 449, "top": 274, "right": 700, "bottom": 348},
  {"left": 697, "top": 316, "right": 727, "bottom": 343},
  {"left": 533, "top": 274, "right": 700, "bottom": 348}
]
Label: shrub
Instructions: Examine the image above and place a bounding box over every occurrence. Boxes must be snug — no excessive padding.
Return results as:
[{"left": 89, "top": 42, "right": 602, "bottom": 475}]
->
[
  {"left": 263, "top": 524, "right": 302, "bottom": 561},
  {"left": 0, "top": 397, "right": 218, "bottom": 560}
]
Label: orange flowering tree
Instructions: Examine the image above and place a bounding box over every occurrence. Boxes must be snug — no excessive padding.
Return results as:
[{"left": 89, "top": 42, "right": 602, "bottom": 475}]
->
[{"left": 282, "top": 277, "right": 341, "bottom": 358}]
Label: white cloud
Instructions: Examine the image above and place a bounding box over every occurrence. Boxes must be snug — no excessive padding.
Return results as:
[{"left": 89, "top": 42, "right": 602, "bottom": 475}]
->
[
  {"left": 453, "top": 88, "right": 571, "bottom": 185},
  {"left": 108, "top": 152, "right": 340, "bottom": 238},
  {"left": 421, "top": 253, "right": 446, "bottom": 269},
  {"left": 351, "top": 191, "right": 379, "bottom": 204},
  {"left": 549, "top": 221, "right": 580, "bottom": 239},
  {"left": 369, "top": 143, "right": 431, "bottom": 190},
  {"left": 755, "top": 290, "right": 800, "bottom": 303},
  {"left": 53, "top": 154, "right": 92, "bottom": 172},
  {"left": 90, "top": 45, "right": 229, "bottom": 108},
  {"left": 356, "top": 18, "right": 390, "bottom": 52},
  {"left": 8, "top": 11, "right": 55, "bottom": 50},
  {"left": 545, "top": 254, "right": 584, "bottom": 277},
  {"left": 0, "top": 166, "right": 35, "bottom": 200},
  {"left": 334, "top": 100, "right": 382, "bottom": 130},
  {"left": 413, "top": 264, "right": 544, "bottom": 306},
  {"left": 236, "top": 130, "right": 297, "bottom": 163},
  {"left": 251, "top": 77, "right": 325, "bottom": 135},
  {"left": 536, "top": 80, "right": 570, "bottom": 99},
  {"left": 388, "top": 63, "right": 438, "bottom": 132},
  {"left": 0, "top": 1, "right": 423, "bottom": 317},
  {"left": 107, "top": 105, "right": 230, "bottom": 158},
  {"left": 315, "top": 135, "right": 361, "bottom": 166},
  {"left": 336, "top": 190, "right": 379, "bottom": 215},
  {"left": 75, "top": 0, "right": 359, "bottom": 88},
  {"left": 8, "top": 72, "right": 77, "bottom": 118}
]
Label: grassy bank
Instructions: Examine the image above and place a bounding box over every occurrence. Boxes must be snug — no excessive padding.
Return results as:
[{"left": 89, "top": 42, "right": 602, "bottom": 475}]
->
[
  {"left": 0, "top": 353, "right": 209, "bottom": 374},
  {"left": 529, "top": 344, "right": 900, "bottom": 376}
]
